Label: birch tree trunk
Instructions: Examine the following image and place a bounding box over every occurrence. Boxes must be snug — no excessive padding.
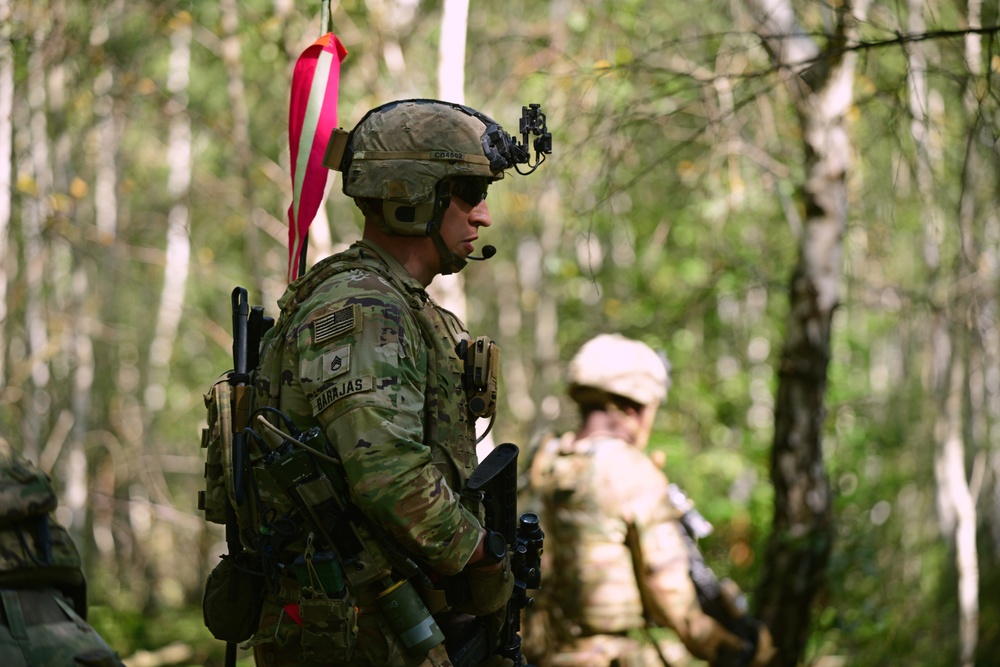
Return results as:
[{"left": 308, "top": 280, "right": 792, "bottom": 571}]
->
[
  {"left": 146, "top": 14, "right": 193, "bottom": 414},
  {"left": 430, "top": 0, "right": 471, "bottom": 325},
  {"left": 935, "top": 349, "right": 978, "bottom": 667},
  {"left": 908, "top": 0, "right": 981, "bottom": 661},
  {"left": 0, "top": 0, "right": 12, "bottom": 392},
  {"left": 433, "top": 0, "right": 502, "bottom": 455},
  {"left": 745, "top": 0, "right": 868, "bottom": 663},
  {"left": 220, "top": 0, "right": 267, "bottom": 297},
  {"left": 21, "top": 17, "right": 54, "bottom": 463}
]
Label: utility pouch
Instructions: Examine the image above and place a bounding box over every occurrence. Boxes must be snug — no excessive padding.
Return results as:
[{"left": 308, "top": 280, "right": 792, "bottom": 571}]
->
[
  {"left": 202, "top": 553, "right": 265, "bottom": 643},
  {"left": 199, "top": 374, "right": 232, "bottom": 525},
  {"left": 297, "top": 589, "right": 358, "bottom": 663},
  {"left": 254, "top": 438, "right": 390, "bottom": 590}
]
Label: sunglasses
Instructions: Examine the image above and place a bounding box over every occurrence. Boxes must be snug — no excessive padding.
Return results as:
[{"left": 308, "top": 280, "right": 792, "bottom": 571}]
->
[{"left": 451, "top": 177, "right": 490, "bottom": 205}]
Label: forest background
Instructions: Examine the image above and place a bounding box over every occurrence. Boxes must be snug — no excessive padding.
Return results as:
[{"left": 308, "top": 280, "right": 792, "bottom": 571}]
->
[{"left": 2, "top": 0, "right": 1000, "bottom": 665}]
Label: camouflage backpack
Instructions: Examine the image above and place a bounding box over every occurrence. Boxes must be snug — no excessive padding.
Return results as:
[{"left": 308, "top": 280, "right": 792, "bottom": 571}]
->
[
  {"left": 0, "top": 447, "right": 125, "bottom": 667},
  {"left": 0, "top": 448, "right": 86, "bottom": 615}
]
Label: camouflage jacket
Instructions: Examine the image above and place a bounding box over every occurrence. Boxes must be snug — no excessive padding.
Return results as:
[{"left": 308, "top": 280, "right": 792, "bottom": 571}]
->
[{"left": 252, "top": 239, "right": 483, "bottom": 576}]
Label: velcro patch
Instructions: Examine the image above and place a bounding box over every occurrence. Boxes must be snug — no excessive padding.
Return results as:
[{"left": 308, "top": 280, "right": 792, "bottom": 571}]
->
[
  {"left": 311, "top": 376, "right": 374, "bottom": 414},
  {"left": 314, "top": 304, "right": 360, "bottom": 345},
  {"left": 321, "top": 345, "right": 351, "bottom": 380}
]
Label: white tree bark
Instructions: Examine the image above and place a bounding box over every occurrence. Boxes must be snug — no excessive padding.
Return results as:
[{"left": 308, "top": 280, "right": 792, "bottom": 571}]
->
[
  {"left": 432, "top": 0, "right": 500, "bottom": 455},
  {"left": 430, "top": 0, "right": 471, "bottom": 323},
  {"left": 146, "top": 17, "right": 193, "bottom": 413},
  {"left": 0, "top": 0, "right": 13, "bottom": 391},
  {"left": 220, "top": 0, "right": 270, "bottom": 294},
  {"left": 437, "top": 0, "right": 468, "bottom": 106},
  {"left": 21, "top": 20, "right": 54, "bottom": 463},
  {"left": 911, "top": 0, "right": 982, "bottom": 661},
  {"left": 935, "top": 356, "right": 978, "bottom": 667},
  {"left": 93, "top": 0, "right": 123, "bottom": 246},
  {"left": 746, "top": 0, "right": 868, "bottom": 663}
]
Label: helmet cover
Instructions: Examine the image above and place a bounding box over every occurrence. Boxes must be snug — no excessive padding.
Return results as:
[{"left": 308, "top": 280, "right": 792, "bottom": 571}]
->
[
  {"left": 567, "top": 334, "right": 670, "bottom": 406},
  {"left": 342, "top": 99, "right": 504, "bottom": 206}
]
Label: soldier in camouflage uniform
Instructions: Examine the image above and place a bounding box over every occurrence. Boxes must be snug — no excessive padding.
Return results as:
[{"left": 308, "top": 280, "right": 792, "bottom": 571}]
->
[
  {"left": 527, "top": 334, "right": 773, "bottom": 667},
  {"left": 0, "top": 443, "right": 124, "bottom": 667},
  {"left": 244, "top": 100, "right": 533, "bottom": 667}
]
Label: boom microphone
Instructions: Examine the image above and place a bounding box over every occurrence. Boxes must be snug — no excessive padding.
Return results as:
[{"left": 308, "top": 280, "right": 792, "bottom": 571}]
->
[{"left": 468, "top": 245, "right": 497, "bottom": 261}]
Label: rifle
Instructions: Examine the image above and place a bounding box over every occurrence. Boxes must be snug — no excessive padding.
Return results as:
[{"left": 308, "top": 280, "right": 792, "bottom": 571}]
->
[
  {"left": 450, "top": 443, "right": 544, "bottom": 667},
  {"left": 667, "top": 484, "right": 761, "bottom": 667},
  {"left": 221, "top": 287, "right": 273, "bottom": 667}
]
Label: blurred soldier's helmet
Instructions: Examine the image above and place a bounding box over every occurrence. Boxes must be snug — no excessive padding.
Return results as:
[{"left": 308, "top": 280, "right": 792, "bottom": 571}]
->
[
  {"left": 327, "top": 99, "right": 507, "bottom": 237},
  {"left": 567, "top": 334, "right": 670, "bottom": 407}
]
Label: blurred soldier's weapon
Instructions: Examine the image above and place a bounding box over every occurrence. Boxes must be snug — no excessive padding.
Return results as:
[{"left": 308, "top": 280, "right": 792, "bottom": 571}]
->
[
  {"left": 668, "top": 484, "right": 762, "bottom": 667},
  {"left": 450, "top": 443, "right": 544, "bottom": 667}
]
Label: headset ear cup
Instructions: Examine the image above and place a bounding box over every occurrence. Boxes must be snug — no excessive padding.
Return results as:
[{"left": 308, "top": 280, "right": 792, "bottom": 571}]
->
[
  {"left": 380, "top": 181, "right": 452, "bottom": 236},
  {"left": 382, "top": 200, "right": 436, "bottom": 235}
]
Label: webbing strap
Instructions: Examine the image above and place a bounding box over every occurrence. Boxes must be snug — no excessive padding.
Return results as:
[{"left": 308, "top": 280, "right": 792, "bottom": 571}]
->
[
  {"left": 1, "top": 590, "right": 27, "bottom": 639},
  {"left": 1, "top": 589, "right": 33, "bottom": 666},
  {"left": 352, "top": 149, "right": 491, "bottom": 166},
  {"left": 52, "top": 594, "right": 89, "bottom": 632}
]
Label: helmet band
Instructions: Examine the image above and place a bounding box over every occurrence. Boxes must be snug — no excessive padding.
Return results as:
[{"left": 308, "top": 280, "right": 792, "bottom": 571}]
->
[{"left": 351, "top": 149, "right": 492, "bottom": 167}]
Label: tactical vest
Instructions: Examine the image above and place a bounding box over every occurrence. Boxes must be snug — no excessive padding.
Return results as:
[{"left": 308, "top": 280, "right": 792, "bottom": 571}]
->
[
  {"left": 255, "top": 241, "right": 479, "bottom": 518},
  {"left": 242, "top": 243, "right": 486, "bottom": 589},
  {"left": 534, "top": 433, "right": 647, "bottom": 635}
]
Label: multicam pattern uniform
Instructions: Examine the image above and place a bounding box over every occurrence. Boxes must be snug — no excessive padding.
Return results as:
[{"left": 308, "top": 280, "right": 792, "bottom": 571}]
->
[
  {"left": 248, "top": 240, "right": 486, "bottom": 667},
  {"left": 529, "top": 433, "right": 721, "bottom": 667}
]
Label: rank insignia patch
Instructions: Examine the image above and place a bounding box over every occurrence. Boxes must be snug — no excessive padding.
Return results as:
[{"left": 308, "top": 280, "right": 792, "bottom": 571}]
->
[
  {"left": 322, "top": 345, "right": 350, "bottom": 380},
  {"left": 314, "top": 304, "right": 360, "bottom": 344}
]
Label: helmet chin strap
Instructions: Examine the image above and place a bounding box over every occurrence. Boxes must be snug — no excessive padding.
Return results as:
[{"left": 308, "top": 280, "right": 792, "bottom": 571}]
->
[
  {"left": 429, "top": 224, "right": 467, "bottom": 276},
  {"left": 426, "top": 180, "right": 467, "bottom": 276}
]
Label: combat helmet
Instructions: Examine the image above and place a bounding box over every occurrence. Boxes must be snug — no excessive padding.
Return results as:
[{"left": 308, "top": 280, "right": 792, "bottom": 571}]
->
[
  {"left": 324, "top": 98, "right": 550, "bottom": 274},
  {"left": 567, "top": 334, "right": 670, "bottom": 407}
]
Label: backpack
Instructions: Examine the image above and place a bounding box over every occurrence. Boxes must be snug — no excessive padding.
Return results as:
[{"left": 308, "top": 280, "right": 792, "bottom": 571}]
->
[
  {"left": 197, "top": 292, "right": 272, "bottom": 646},
  {"left": 0, "top": 449, "right": 87, "bottom": 617}
]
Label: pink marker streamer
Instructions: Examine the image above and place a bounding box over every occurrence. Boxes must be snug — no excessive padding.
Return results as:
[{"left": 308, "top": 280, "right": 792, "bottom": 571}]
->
[{"left": 287, "top": 33, "right": 347, "bottom": 283}]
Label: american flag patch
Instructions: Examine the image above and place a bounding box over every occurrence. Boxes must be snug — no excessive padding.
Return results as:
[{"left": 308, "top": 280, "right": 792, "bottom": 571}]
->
[{"left": 314, "top": 304, "right": 359, "bottom": 344}]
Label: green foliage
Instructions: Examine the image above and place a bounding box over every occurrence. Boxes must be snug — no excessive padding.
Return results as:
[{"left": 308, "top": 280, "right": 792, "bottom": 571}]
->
[
  {"left": 89, "top": 604, "right": 256, "bottom": 666},
  {"left": 4, "top": 0, "right": 1000, "bottom": 664}
]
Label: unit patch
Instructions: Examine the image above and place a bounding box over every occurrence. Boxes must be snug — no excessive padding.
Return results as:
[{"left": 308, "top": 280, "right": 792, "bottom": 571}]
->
[
  {"left": 311, "top": 376, "right": 374, "bottom": 414},
  {"left": 314, "top": 304, "right": 360, "bottom": 345}
]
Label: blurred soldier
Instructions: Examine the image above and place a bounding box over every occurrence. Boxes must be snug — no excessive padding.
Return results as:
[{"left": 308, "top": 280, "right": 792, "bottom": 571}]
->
[
  {"left": 0, "top": 443, "right": 124, "bottom": 667},
  {"left": 236, "top": 99, "right": 548, "bottom": 667},
  {"left": 526, "top": 334, "right": 774, "bottom": 667}
]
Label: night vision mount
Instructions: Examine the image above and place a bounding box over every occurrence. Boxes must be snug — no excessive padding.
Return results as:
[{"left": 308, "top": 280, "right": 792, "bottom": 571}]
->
[
  {"left": 481, "top": 103, "right": 552, "bottom": 175},
  {"left": 323, "top": 99, "right": 553, "bottom": 177}
]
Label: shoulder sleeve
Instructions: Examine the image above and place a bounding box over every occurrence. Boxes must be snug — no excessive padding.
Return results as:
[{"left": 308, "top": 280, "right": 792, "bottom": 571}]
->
[
  {"left": 595, "top": 446, "right": 739, "bottom": 660},
  {"left": 292, "top": 272, "right": 481, "bottom": 575}
]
